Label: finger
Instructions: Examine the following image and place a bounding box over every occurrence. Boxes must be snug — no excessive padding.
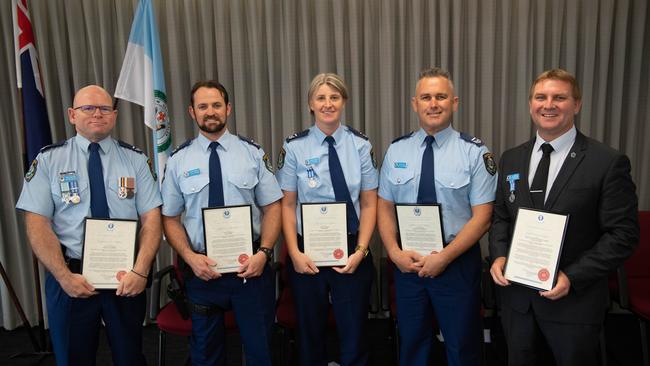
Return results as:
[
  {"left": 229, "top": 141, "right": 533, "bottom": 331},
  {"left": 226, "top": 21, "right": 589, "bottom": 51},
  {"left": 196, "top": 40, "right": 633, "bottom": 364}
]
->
[{"left": 307, "top": 262, "right": 319, "bottom": 273}]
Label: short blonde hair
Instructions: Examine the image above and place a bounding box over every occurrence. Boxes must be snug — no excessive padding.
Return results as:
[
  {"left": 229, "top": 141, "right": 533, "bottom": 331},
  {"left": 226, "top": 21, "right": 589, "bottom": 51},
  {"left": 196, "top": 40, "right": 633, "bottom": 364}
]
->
[
  {"left": 529, "top": 69, "right": 582, "bottom": 101},
  {"left": 307, "top": 73, "right": 349, "bottom": 113}
]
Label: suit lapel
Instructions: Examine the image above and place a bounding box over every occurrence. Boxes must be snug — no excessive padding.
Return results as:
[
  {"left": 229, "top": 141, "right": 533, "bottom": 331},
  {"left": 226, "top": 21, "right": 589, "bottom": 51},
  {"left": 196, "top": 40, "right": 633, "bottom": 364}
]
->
[
  {"left": 517, "top": 139, "right": 535, "bottom": 207},
  {"left": 544, "top": 131, "right": 588, "bottom": 210}
]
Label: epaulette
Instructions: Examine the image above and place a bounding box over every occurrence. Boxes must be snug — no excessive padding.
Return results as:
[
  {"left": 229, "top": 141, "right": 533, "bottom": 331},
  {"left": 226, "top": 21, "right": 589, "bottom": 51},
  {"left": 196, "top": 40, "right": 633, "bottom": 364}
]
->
[
  {"left": 170, "top": 139, "right": 193, "bottom": 157},
  {"left": 238, "top": 135, "right": 261, "bottom": 149},
  {"left": 39, "top": 140, "right": 66, "bottom": 153},
  {"left": 460, "top": 132, "right": 484, "bottom": 146},
  {"left": 285, "top": 129, "right": 309, "bottom": 143},
  {"left": 346, "top": 125, "right": 369, "bottom": 140},
  {"left": 118, "top": 140, "right": 144, "bottom": 154},
  {"left": 391, "top": 132, "right": 414, "bottom": 144}
]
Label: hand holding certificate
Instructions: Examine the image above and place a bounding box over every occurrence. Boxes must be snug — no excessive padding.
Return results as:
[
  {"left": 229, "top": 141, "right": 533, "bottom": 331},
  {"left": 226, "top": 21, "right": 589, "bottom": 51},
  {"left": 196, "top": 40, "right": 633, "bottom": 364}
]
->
[
  {"left": 395, "top": 204, "right": 445, "bottom": 256},
  {"left": 301, "top": 202, "right": 348, "bottom": 266},
  {"left": 81, "top": 218, "right": 138, "bottom": 289},
  {"left": 203, "top": 205, "right": 254, "bottom": 274},
  {"left": 504, "top": 208, "right": 569, "bottom": 291}
]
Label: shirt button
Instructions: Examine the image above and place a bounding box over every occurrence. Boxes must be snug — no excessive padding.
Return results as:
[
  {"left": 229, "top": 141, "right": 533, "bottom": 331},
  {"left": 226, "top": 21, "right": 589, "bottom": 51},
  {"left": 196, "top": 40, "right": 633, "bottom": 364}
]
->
[
  {"left": 191, "top": 187, "right": 196, "bottom": 192},
  {"left": 397, "top": 178, "right": 401, "bottom": 183},
  {"left": 243, "top": 182, "right": 248, "bottom": 186},
  {"left": 450, "top": 183, "right": 455, "bottom": 187}
]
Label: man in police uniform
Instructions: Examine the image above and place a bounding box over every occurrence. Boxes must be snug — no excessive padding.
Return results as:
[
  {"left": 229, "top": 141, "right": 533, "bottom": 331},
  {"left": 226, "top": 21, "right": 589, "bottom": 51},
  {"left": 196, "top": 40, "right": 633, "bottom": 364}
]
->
[
  {"left": 377, "top": 67, "right": 497, "bottom": 366},
  {"left": 161, "top": 80, "right": 282, "bottom": 366},
  {"left": 16, "top": 85, "right": 162, "bottom": 365}
]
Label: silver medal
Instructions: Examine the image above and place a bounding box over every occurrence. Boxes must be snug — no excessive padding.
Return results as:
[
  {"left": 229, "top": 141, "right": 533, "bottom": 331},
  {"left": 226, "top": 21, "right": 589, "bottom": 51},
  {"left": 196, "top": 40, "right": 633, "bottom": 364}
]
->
[
  {"left": 308, "top": 178, "right": 317, "bottom": 188},
  {"left": 509, "top": 191, "right": 515, "bottom": 203}
]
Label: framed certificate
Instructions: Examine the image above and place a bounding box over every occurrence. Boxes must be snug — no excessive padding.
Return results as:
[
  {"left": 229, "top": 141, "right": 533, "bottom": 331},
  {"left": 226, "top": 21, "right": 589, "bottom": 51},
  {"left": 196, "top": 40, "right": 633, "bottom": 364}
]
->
[
  {"left": 395, "top": 203, "right": 445, "bottom": 256},
  {"left": 300, "top": 202, "right": 348, "bottom": 266},
  {"left": 504, "top": 207, "right": 569, "bottom": 291},
  {"left": 202, "top": 205, "right": 254, "bottom": 274},
  {"left": 81, "top": 218, "right": 138, "bottom": 289}
]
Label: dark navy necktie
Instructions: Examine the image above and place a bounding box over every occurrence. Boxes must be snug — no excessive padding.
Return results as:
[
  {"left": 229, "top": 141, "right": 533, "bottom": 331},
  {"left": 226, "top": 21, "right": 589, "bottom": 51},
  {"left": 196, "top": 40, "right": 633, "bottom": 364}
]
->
[
  {"left": 530, "top": 142, "right": 554, "bottom": 209},
  {"left": 325, "top": 135, "right": 359, "bottom": 234},
  {"left": 88, "top": 142, "right": 109, "bottom": 218},
  {"left": 417, "top": 135, "right": 437, "bottom": 204},
  {"left": 208, "top": 141, "right": 225, "bottom": 207}
]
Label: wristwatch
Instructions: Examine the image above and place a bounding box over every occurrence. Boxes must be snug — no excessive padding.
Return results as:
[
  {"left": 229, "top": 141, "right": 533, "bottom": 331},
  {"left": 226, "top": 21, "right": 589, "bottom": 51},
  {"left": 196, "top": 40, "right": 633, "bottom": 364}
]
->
[
  {"left": 355, "top": 245, "right": 369, "bottom": 257},
  {"left": 256, "top": 247, "right": 274, "bottom": 262}
]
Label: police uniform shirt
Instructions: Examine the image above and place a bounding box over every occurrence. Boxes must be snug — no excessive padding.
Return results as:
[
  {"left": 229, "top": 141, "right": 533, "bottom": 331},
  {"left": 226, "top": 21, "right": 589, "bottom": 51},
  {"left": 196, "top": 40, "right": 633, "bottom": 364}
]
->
[
  {"left": 378, "top": 126, "right": 497, "bottom": 243},
  {"left": 276, "top": 124, "right": 379, "bottom": 235},
  {"left": 161, "top": 130, "right": 283, "bottom": 253},
  {"left": 16, "top": 134, "right": 163, "bottom": 259}
]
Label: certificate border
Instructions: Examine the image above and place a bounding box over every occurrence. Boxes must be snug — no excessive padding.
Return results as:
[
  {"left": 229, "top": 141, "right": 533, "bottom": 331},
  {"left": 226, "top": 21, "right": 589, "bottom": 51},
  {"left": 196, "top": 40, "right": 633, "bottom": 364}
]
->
[
  {"left": 504, "top": 206, "right": 570, "bottom": 292},
  {"left": 300, "top": 201, "right": 348, "bottom": 266},
  {"left": 80, "top": 217, "right": 139, "bottom": 289},
  {"left": 393, "top": 203, "right": 446, "bottom": 250},
  {"left": 201, "top": 204, "right": 254, "bottom": 271}
]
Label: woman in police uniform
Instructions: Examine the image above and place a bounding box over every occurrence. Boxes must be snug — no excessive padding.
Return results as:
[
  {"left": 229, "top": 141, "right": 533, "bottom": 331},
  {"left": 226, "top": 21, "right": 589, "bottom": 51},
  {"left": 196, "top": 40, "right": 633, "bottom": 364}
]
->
[{"left": 276, "top": 73, "right": 378, "bottom": 366}]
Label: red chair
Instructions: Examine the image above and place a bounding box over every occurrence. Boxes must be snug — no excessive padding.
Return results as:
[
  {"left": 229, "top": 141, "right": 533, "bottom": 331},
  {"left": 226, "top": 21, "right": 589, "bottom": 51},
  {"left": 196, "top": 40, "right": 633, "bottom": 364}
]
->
[{"left": 149, "top": 256, "right": 238, "bottom": 366}]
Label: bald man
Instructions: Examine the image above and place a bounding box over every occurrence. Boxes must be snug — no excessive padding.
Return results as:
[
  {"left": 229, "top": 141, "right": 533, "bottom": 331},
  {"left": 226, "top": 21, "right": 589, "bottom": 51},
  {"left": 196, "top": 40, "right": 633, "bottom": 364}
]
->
[{"left": 16, "top": 85, "right": 162, "bottom": 365}]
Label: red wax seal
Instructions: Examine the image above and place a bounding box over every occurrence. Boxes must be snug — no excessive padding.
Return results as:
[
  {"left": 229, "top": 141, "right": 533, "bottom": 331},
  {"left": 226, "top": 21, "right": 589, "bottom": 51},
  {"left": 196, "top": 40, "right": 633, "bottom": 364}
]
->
[
  {"left": 538, "top": 268, "right": 550, "bottom": 282},
  {"left": 116, "top": 270, "right": 127, "bottom": 281},
  {"left": 333, "top": 248, "right": 344, "bottom": 260},
  {"left": 238, "top": 254, "right": 249, "bottom": 264}
]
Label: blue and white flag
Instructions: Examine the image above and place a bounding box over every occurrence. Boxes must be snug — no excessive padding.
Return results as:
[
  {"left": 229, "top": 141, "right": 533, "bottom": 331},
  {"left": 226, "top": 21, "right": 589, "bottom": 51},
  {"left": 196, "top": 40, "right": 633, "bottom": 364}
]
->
[{"left": 115, "top": 0, "right": 171, "bottom": 184}]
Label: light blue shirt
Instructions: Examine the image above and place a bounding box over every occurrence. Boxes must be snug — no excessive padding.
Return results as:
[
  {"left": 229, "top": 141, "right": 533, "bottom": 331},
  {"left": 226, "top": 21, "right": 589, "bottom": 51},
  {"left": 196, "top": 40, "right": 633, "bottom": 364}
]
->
[
  {"left": 276, "top": 124, "right": 379, "bottom": 235},
  {"left": 379, "top": 126, "right": 497, "bottom": 243},
  {"left": 528, "top": 126, "right": 577, "bottom": 202},
  {"left": 16, "top": 135, "right": 162, "bottom": 259},
  {"left": 161, "top": 130, "right": 283, "bottom": 252}
]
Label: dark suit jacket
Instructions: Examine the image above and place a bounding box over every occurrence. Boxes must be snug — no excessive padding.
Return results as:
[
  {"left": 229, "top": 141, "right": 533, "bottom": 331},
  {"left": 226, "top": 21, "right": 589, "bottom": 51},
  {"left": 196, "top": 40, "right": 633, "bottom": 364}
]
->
[{"left": 489, "top": 130, "right": 639, "bottom": 324}]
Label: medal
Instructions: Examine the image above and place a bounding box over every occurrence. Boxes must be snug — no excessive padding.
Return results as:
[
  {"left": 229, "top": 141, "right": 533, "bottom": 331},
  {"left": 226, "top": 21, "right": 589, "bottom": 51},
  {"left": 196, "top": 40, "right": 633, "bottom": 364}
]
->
[
  {"left": 509, "top": 191, "right": 515, "bottom": 203},
  {"left": 118, "top": 177, "right": 135, "bottom": 199},
  {"left": 506, "top": 173, "right": 520, "bottom": 204},
  {"left": 307, "top": 168, "right": 317, "bottom": 188},
  {"left": 59, "top": 171, "right": 80, "bottom": 204}
]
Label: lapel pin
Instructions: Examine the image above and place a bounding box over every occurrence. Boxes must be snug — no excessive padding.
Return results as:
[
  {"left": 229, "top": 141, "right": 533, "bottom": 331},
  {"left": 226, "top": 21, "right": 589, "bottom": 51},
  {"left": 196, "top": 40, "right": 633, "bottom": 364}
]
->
[{"left": 570, "top": 152, "right": 576, "bottom": 158}]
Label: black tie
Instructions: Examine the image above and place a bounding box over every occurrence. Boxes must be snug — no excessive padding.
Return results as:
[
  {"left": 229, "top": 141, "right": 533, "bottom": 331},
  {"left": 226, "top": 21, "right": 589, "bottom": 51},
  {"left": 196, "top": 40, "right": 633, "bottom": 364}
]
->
[
  {"left": 417, "top": 135, "right": 437, "bottom": 204},
  {"left": 325, "top": 135, "right": 359, "bottom": 234},
  {"left": 208, "top": 142, "right": 224, "bottom": 207},
  {"left": 88, "top": 142, "right": 109, "bottom": 218},
  {"left": 530, "top": 143, "right": 554, "bottom": 209}
]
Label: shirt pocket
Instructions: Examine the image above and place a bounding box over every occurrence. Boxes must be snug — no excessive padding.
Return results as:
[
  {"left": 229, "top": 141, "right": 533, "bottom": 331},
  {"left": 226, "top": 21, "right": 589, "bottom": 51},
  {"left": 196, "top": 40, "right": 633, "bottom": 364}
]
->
[
  {"left": 107, "top": 176, "right": 138, "bottom": 218},
  {"left": 51, "top": 178, "right": 88, "bottom": 212},
  {"left": 227, "top": 170, "right": 259, "bottom": 203},
  {"left": 435, "top": 171, "right": 470, "bottom": 196},
  {"left": 179, "top": 175, "right": 209, "bottom": 216}
]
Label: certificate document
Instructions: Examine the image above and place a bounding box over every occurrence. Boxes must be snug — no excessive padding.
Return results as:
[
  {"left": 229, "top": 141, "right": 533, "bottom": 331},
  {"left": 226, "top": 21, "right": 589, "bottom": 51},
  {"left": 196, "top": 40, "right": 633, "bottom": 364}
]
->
[
  {"left": 395, "top": 204, "right": 445, "bottom": 256},
  {"left": 202, "top": 205, "right": 254, "bottom": 273},
  {"left": 504, "top": 208, "right": 569, "bottom": 291},
  {"left": 301, "top": 202, "right": 348, "bottom": 266},
  {"left": 81, "top": 218, "right": 138, "bottom": 289}
]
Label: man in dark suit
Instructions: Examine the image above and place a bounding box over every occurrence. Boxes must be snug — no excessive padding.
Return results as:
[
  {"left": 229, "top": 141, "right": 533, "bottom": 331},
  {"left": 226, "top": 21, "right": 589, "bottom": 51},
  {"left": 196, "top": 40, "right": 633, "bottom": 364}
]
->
[{"left": 489, "top": 68, "right": 639, "bottom": 366}]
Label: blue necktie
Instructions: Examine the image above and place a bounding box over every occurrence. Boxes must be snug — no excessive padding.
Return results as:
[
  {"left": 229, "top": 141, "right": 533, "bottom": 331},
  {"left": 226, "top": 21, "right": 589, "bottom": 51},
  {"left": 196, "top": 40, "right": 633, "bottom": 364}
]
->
[
  {"left": 325, "top": 135, "right": 359, "bottom": 234},
  {"left": 88, "top": 142, "right": 109, "bottom": 218},
  {"left": 417, "top": 135, "right": 437, "bottom": 204},
  {"left": 208, "top": 142, "right": 224, "bottom": 207}
]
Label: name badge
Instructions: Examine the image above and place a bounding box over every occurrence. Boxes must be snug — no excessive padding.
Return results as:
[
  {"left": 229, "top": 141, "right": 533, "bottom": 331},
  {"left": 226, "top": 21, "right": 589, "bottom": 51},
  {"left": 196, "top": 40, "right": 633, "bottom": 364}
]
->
[
  {"left": 59, "top": 171, "right": 81, "bottom": 204},
  {"left": 305, "top": 157, "right": 320, "bottom": 166},
  {"left": 184, "top": 168, "right": 201, "bottom": 177},
  {"left": 394, "top": 162, "right": 407, "bottom": 169},
  {"left": 118, "top": 177, "right": 135, "bottom": 199}
]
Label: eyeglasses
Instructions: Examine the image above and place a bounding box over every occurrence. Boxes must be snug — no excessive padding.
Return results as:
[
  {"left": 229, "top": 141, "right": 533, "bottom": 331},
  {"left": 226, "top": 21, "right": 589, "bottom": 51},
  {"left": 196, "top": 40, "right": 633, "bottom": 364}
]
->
[{"left": 73, "top": 105, "right": 114, "bottom": 115}]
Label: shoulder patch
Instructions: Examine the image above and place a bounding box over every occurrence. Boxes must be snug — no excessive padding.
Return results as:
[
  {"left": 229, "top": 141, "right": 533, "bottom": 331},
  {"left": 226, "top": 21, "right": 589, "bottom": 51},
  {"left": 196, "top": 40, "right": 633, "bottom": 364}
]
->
[
  {"left": 346, "top": 125, "right": 369, "bottom": 140},
  {"left": 285, "top": 129, "right": 309, "bottom": 143},
  {"left": 277, "top": 147, "right": 286, "bottom": 170},
  {"left": 147, "top": 158, "right": 158, "bottom": 181},
  {"left": 170, "top": 139, "right": 193, "bottom": 157},
  {"left": 118, "top": 140, "right": 144, "bottom": 154},
  {"left": 391, "top": 131, "right": 414, "bottom": 144},
  {"left": 39, "top": 140, "right": 67, "bottom": 153},
  {"left": 460, "top": 132, "right": 484, "bottom": 146},
  {"left": 238, "top": 134, "right": 261, "bottom": 149},
  {"left": 483, "top": 152, "right": 497, "bottom": 176},
  {"left": 25, "top": 159, "right": 38, "bottom": 182}
]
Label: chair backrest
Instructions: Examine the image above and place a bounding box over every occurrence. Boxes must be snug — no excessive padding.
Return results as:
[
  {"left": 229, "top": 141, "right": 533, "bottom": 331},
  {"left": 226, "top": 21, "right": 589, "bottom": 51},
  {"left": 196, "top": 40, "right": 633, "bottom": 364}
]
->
[{"left": 625, "top": 211, "right": 650, "bottom": 278}]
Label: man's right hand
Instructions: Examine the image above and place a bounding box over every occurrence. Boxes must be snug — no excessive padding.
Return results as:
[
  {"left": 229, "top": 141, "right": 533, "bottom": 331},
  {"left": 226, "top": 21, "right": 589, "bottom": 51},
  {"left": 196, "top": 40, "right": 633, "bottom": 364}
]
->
[
  {"left": 186, "top": 252, "right": 221, "bottom": 281},
  {"left": 490, "top": 256, "right": 510, "bottom": 286},
  {"left": 59, "top": 272, "right": 97, "bottom": 298},
  {"left": 389, "top": 249, "right": 424, "bottom": 273}
]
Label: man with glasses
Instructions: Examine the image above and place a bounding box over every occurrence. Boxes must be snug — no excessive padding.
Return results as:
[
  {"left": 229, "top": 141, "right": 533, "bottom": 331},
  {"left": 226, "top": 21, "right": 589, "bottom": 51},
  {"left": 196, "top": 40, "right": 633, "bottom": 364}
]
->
[{"left": 16, "top": 85, "right": 162, "bottom": 365}]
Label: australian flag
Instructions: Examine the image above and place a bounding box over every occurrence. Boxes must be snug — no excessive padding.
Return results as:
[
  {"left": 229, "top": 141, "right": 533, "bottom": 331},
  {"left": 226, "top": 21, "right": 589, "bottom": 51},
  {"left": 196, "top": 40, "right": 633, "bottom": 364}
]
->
[{"left": 13, "top": 0, "right": 52, "bottom": 170}]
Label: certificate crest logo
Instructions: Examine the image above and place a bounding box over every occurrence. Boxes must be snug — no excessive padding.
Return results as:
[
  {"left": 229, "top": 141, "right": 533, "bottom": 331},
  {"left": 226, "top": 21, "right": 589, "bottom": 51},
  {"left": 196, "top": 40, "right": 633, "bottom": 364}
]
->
[
  {"left": 238, "top": 253, "right": 249, "bottom": 264},
  {"left": 333, "top": 248, "right": 344, "bottom": 259},
  {"left": 320, "top": 206, "right": 328, "bottom": 214},
  {"left": 107, "top": 222, "right": 115, "bottom": 231},
  {"left": 537, "top": 214, "right": 544, "bottom": 222},
  {"left": 223, "top": 210, "right": 231, "bottom": 219},
  {"left": 414, "top": 207, "right": 422, "bottom": 216},
  {"left": 538, "top": 268, "right": 550, "bottom": 281}
]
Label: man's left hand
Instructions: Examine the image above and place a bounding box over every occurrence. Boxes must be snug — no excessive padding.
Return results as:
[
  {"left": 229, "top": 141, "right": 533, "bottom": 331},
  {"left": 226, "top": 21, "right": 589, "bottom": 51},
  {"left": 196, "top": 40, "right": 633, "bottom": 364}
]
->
[
  {"left": 416, "top": 251, "right": 450, "bottom": 278},
  {"left": 539, "top": 271, "right": 571, "bottom": 300},
  {"left": 238, "top": 251, "right": 267, "bottom": 279},
  {"left": 116, "top": 271, "right": 147, "bottom": 297}
]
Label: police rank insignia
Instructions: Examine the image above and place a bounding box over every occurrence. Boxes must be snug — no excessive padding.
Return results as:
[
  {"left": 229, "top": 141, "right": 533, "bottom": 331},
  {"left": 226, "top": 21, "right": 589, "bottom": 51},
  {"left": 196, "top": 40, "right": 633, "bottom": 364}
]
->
[
  {"left": 118, "top": 177, "right": 135, "bottom": 199},
  {"left": 483, "top": 153, "right": 497, "bottom": 176},
  {"left": 147, "top": 158, "right": 158, "bottom": 181},
  {"left": 25, "top": 159, "right": 38, "bottom": 182},
  {"left": 263, "top": 153, "right": 273, "bottom": 173},
  {"left": 59, "top": 171, "right": 81, "bottom": 204},
  {"left": 277, "top": 147, "right": 286, "bottom": 170}
]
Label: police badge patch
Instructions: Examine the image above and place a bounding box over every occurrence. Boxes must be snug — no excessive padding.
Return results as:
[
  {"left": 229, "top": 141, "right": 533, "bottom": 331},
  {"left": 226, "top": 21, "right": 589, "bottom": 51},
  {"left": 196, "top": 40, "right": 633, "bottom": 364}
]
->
[
  {"left": 147, "top": 158, "right": 158, "bottom": 181},
  {"left": 277, "top": 147, "right": 286, "bottom": 170},
  {"left": 25, "top": 159, "right": 38, "bottom": 182},
  {"left": 263, "top": 153, "right": 273, "bottom": 172},
  {"left": 483, "top": 153, "right": 497, "bottom": 176},
  {"left": 370, "top": 149, "right": 377, "bottom": 169}
]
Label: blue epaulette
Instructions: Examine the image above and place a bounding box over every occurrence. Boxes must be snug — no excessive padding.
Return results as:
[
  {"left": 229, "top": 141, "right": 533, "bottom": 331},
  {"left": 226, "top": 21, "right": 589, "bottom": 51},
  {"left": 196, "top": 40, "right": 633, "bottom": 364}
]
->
[
  {"left": 118, "top": 140, "right": 144, "bottom": 154},
  {"left": 391, "top": 132, "right": 413, "bottom": 144},
  {"left": 171, "top": 139, "right": 193, "bottom": 157},
  {"left": 285, "top": 129, "right": 309, "bottom": 143},
  {"left": 460, "top": 132, "right": 484, "bottom": 146},
  {"left": 39, "top": 140, "right": 66, "bottom": 153},
  {"left": 238, "top": 135, "right": 261, "bottom": 149},
  {"left": 346, "top": 125, "right": 369, "bottom": 140}
]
